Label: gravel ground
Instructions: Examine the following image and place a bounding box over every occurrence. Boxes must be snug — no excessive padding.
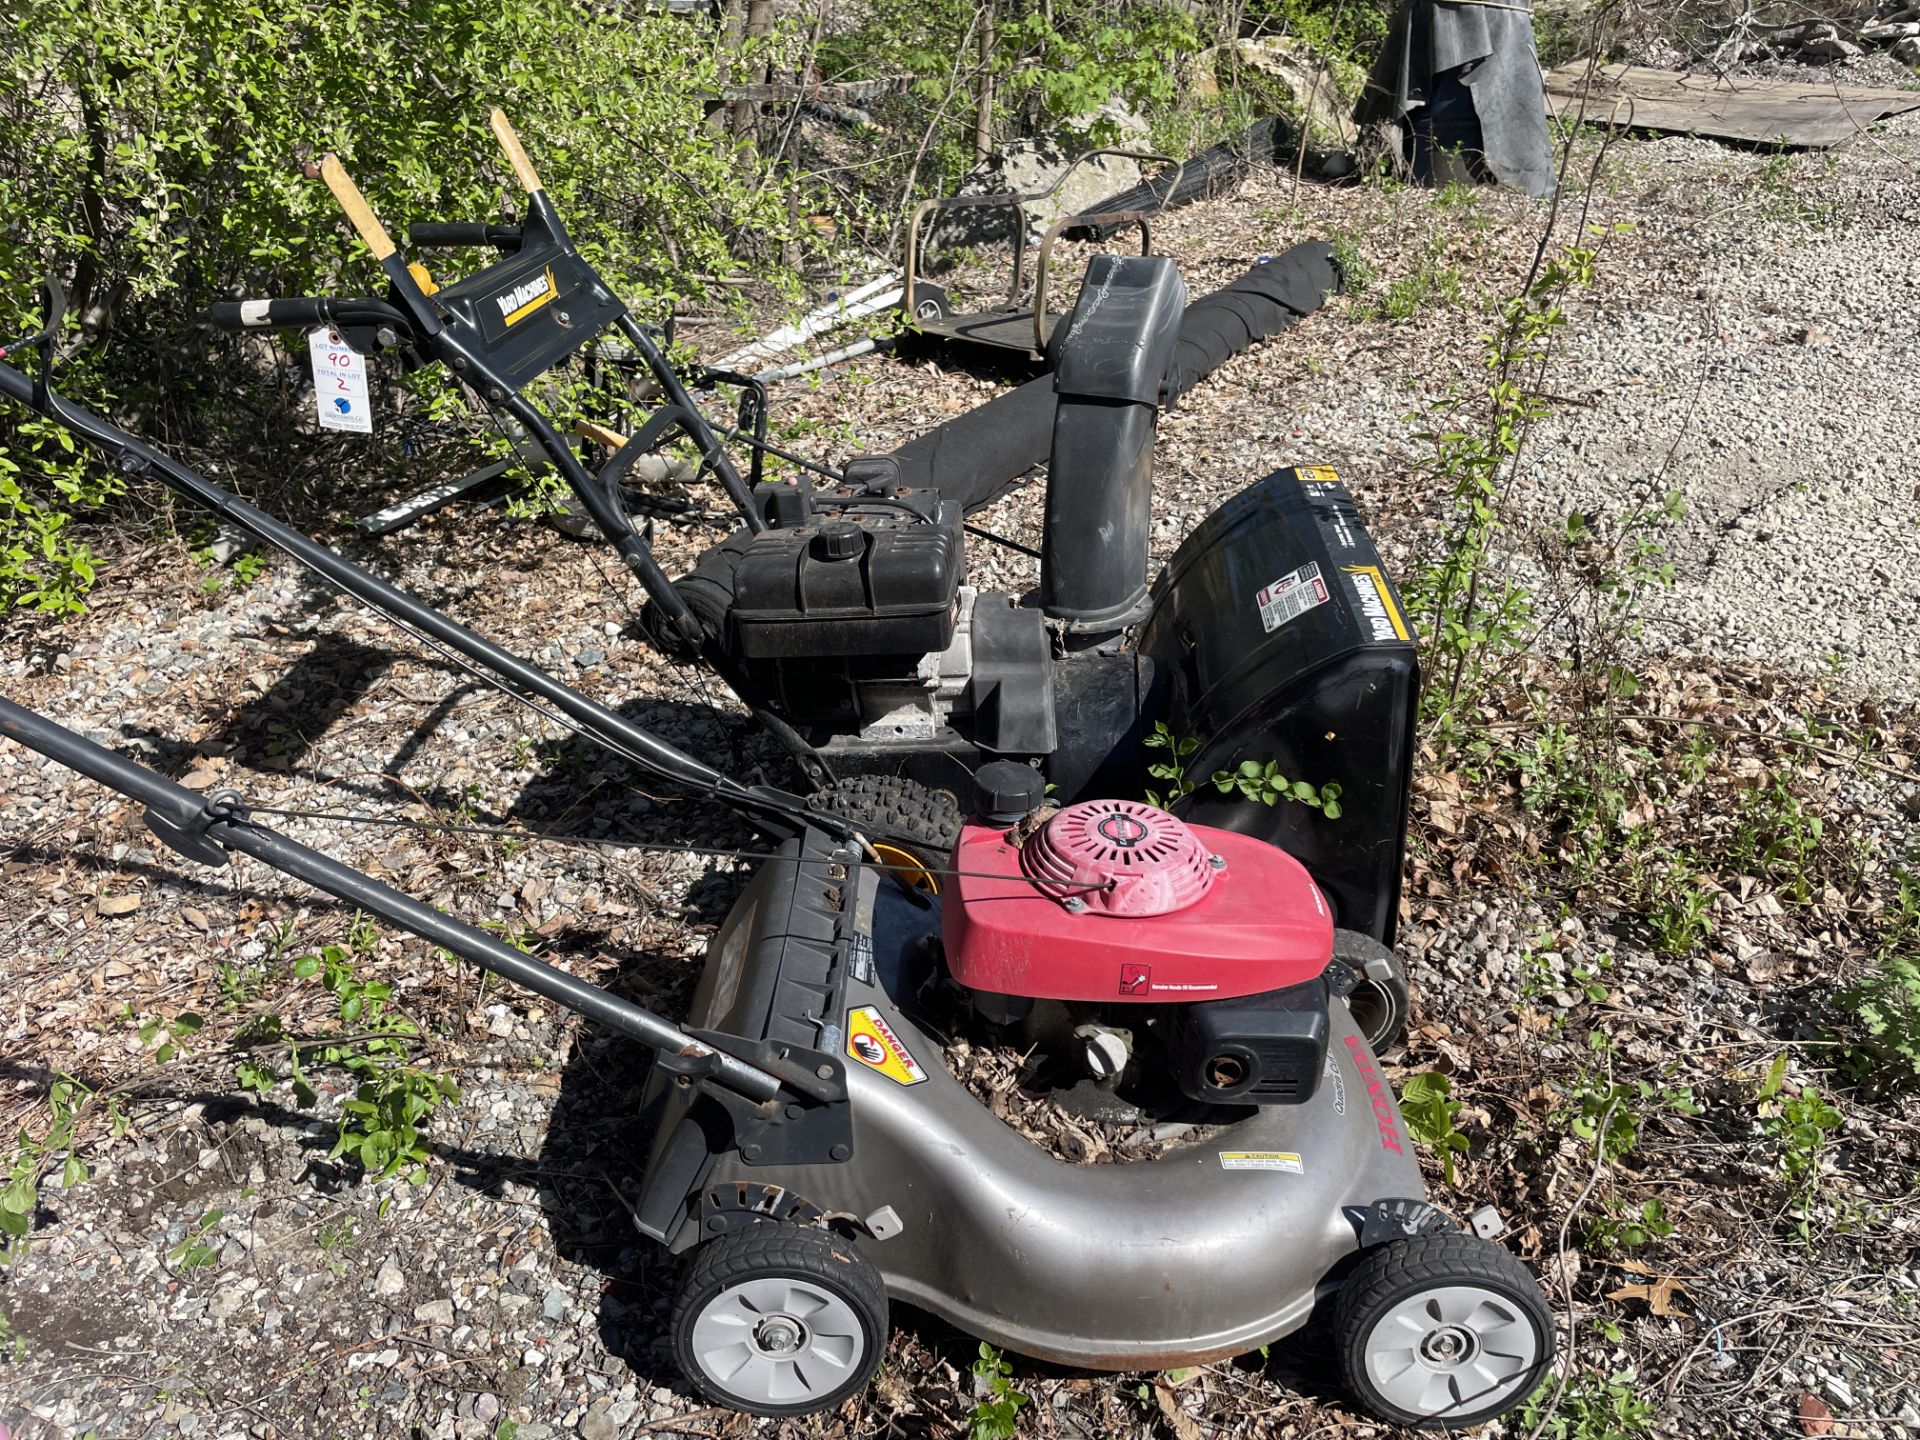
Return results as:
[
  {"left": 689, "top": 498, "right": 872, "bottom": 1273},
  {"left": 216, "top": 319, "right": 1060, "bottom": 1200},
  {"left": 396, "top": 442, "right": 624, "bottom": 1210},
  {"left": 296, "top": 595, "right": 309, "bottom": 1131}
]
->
[{"left": 4, "top": 79, "right": 1920, "bottom": 1440}]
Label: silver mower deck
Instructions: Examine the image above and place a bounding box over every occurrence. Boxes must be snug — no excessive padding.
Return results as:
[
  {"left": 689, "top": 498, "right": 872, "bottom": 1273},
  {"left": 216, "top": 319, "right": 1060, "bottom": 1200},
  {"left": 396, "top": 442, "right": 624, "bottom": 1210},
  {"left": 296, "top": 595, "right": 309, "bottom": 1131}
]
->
[{"left": 637, "top": 845, "right": 1426, "bottom": 1370}]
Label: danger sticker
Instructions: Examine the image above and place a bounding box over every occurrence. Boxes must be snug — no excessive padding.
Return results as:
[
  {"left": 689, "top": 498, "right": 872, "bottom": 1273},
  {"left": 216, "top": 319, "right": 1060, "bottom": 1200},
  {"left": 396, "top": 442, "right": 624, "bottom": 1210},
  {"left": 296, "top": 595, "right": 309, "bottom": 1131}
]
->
[
  {"left": 1255, "top": 562, "right": 1328, "bottom": 634},
  {"left": 1219, "top": 1150, "right": 1305, "bottom": 1174},
  {"left": 845, "top": 1005, "right": 927, "bottom": 1085}
]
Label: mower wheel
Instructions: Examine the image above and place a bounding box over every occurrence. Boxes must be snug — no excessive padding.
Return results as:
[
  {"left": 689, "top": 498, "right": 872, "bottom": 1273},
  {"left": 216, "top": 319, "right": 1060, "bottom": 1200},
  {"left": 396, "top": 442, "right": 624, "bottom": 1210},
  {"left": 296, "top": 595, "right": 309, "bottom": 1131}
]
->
[
  {"left": 671, "top": 1221, "right": 888, "bottom": 1417},
  {"left": 1334, "top": 929, "right": 1410, "bottom": 1052},
  {"left": 1333, "top": 1230, "right": 1554, "bottom": 1430},
  {"left": 808, "top": 775, "right": 961, "bottom": 891}
]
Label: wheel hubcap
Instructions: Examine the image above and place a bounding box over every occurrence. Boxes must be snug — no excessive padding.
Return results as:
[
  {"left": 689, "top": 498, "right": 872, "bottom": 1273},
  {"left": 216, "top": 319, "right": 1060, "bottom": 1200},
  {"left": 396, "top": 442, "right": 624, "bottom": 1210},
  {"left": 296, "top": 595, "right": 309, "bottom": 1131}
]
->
[
  {"left": 1367, "top": 1284, "right": 1539, "bottom": 1417},
  {"left": 1348, "top": 975, "right": 1402, "bottom": 1046},
  {"left": 692, "top": 1277, "right": 865, "bottom": 1406}
]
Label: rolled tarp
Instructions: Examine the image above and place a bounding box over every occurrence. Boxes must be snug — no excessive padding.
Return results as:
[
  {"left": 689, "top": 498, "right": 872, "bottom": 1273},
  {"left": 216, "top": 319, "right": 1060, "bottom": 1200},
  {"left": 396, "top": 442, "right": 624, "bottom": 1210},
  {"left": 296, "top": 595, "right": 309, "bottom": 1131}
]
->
[{"left": 886, "top": 239, "right": 1341, "bottom": 513}]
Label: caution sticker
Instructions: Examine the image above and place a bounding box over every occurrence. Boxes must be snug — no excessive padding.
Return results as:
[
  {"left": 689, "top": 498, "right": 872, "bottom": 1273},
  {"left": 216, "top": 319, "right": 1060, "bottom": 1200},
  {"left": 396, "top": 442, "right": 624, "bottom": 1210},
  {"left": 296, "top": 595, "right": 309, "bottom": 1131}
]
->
[
  {"left": 845, "top": 1005, "right": 927, "bottom": 1086},
  {"left": 1255, "top": 562, "right": 1329, "bottom": 634},
  {"left": 1295, "top": 465, "right": 1340, "bottom": 483},
  {"left": 1219, "top": 1151, "right": 1305, "bottom": 1173}
]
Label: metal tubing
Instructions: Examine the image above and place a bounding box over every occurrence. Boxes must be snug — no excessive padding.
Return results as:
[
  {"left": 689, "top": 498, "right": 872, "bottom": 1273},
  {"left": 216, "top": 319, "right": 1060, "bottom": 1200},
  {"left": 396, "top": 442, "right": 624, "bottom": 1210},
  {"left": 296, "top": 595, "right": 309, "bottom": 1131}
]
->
[
  {"left": 0, "top": 696, "right": 783, "bottom": 1104},
  {"left": 0, "top": 356, "right": 807, "bottom": 832},
  {"left": 613, "top": 313, "right": 763, "bottom": 531}
]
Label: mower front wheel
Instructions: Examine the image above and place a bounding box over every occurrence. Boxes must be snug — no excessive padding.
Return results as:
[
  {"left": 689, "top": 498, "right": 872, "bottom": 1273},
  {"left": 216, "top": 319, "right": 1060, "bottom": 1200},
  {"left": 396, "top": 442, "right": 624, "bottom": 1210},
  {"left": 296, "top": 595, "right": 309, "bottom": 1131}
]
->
[
  {"left": 1334, "top": 929, "right": 1411, "bottom": 1052},
  {"left": 1333, "top": 1230, "right": 1554, "bottom": 1429},
  {"left": 671, "top": 1221, "right": 889, "bottom": 1417}
]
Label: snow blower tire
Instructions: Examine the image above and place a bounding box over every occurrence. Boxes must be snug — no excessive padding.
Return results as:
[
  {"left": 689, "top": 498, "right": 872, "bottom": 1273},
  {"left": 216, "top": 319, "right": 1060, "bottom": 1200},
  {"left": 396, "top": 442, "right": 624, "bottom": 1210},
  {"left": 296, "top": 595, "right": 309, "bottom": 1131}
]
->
[
  {"left": 808, "top": 774, "right": 961, "bottom": 890},
  {"left": 1333, "top": 928, "right": 1410, "bottom": 1052},
  {"left": 672, "top": 1221, "right": 889, "bottom": 1417},
  {"left": 1334, "top": 1230, "right": 1553, "bottom": 1429}
]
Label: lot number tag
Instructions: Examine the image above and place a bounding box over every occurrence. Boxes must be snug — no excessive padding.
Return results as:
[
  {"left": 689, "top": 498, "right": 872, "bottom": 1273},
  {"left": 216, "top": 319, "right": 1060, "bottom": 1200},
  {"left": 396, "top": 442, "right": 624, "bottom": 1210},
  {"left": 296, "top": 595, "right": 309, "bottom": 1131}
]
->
[{"left": 308, "top": 328, "right": 372, "bottom": 434}]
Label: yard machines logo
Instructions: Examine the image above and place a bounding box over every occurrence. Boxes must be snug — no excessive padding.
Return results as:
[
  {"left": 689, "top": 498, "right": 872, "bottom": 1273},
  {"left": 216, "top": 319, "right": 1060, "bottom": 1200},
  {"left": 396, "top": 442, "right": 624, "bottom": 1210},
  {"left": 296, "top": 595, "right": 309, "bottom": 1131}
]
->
[
  {"left": 1341, "top": 565, "right": 1411, "bottom": 644},
  {"left": 493, "top": 267, "right": 558, "bottom": 327}
]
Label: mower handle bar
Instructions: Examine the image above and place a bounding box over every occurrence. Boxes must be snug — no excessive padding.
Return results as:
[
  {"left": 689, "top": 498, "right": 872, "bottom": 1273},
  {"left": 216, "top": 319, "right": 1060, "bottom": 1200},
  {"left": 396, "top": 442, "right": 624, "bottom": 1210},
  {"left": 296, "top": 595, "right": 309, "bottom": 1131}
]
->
[
  {"left": 205, "top": 297, "right": 411, "bottom": 332},
  {"left": 0, "top": 693, "right": 789, "bottom": 1105},
  {"left": 407, "top": 221, "right": 523, "bottom": 251}
]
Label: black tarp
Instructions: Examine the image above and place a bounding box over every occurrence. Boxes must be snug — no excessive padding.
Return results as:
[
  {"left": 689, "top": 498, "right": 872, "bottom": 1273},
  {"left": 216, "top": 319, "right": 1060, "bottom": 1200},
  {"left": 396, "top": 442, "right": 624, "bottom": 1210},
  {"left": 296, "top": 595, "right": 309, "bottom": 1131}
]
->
[{"left": 1354, "top": 0, "right": 1555, "bottom": 197}]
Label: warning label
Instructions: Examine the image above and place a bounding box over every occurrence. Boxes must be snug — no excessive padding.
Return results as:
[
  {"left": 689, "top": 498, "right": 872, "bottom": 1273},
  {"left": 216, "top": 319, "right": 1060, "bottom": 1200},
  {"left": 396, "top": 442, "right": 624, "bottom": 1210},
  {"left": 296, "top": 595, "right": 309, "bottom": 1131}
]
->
[
  {"left": 845, "top": 1005, "right": 928, "bottom": 1086},
  {"left": 1219, "top": 1151, "right": 1305, "bottom": 1174},
  {"left": 1256, "top": 562, "right": 1329, "bottom": 634}
]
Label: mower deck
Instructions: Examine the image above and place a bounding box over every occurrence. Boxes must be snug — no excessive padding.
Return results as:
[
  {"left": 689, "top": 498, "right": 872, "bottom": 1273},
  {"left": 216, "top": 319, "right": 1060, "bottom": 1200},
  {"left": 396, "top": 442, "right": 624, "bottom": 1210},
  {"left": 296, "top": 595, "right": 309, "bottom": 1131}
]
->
[{"left": 635, "top": 837, "right": 1425, "bottom": 1370}]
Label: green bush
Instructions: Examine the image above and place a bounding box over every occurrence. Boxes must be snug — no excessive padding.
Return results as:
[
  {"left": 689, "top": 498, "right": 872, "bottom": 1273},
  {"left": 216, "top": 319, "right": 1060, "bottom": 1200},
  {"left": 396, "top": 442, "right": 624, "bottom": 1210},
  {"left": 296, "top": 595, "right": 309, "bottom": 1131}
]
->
[{"left": 0, "top": 0, "right": 790, "bottom": 613}]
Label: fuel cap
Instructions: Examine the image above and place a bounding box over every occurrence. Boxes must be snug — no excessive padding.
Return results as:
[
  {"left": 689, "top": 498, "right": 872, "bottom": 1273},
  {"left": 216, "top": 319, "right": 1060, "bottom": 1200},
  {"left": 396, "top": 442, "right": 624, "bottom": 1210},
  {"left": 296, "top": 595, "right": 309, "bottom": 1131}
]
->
[
  {"left": 811, "top": 520, "right": 864, "bottom": 562},
  {"left": 973, "top": 760, "right": 1044, "bottom": 825}
]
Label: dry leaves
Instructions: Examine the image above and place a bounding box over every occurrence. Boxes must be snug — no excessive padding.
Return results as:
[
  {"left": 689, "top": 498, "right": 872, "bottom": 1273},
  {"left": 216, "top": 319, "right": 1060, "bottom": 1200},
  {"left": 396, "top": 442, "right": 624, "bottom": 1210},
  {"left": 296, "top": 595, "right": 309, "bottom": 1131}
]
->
[
  {"left": 1799, "top": 1392, "right": 1834, "bottom": 1436},
  {"left": 1605, "top": 1272, "right": 1689, "bottom": 1317}
]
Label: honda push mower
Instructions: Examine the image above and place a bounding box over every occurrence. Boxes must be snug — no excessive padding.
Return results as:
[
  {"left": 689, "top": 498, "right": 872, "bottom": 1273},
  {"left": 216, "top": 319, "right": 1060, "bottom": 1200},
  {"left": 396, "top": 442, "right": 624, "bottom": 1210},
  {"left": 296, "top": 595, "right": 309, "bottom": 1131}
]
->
[{"left": 0, "top": 115, "right": 1555, "bottom": 1430}]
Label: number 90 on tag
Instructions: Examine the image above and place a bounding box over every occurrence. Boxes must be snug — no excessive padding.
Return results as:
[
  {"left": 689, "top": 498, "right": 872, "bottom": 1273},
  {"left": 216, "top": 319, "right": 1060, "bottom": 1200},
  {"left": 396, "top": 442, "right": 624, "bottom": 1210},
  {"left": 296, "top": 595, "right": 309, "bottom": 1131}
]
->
[{"left": 307, "top": 327, "right": 373, "bottom": 435}]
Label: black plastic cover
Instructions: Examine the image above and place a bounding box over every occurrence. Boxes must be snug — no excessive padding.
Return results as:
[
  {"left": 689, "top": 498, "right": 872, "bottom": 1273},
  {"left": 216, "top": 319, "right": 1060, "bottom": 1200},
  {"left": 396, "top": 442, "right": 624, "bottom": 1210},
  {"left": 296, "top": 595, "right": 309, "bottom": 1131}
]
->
[
  {"left": 1137, "top": 468, "right": 1418, "bottom": 945},
  {"left": 729, "top": 494, "right": 964, "bottom": 659},
  {"left": 431, "top": 239, "right": 626, "bottom": 392},
  {"left": 968, "top": 594, "right": 1058, "bottom": 753},
  {"left": 1164, "top": 978, "right": 1329, "bottom": 1105},
  {"left": 632, "top": 830, "right": 856, "bottom": 1240}
]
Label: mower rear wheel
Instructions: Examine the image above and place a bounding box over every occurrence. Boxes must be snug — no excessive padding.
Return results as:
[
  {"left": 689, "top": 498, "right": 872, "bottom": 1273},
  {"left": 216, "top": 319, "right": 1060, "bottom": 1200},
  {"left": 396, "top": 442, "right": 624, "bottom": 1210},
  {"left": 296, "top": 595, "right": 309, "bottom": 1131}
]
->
[
  {"left": 672, "top": 1221, "right": 889, "bottom": 1417},
  {"left": 808, "top": 775, "right": 961, "bottom": 892},
  {"left": 1334, "top": 929, "right": 1410, "bottom": 1052},
  {"left": 1334, "top": 1230, "right": 1553, "bottom": 1429}
]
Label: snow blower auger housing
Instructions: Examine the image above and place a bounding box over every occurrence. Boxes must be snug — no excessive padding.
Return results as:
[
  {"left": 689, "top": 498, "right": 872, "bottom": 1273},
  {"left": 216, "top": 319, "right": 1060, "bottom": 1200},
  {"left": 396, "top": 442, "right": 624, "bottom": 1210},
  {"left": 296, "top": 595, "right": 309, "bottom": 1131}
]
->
[{"left": 0, "top": 109, "right": 1538, "bottom": 1429}]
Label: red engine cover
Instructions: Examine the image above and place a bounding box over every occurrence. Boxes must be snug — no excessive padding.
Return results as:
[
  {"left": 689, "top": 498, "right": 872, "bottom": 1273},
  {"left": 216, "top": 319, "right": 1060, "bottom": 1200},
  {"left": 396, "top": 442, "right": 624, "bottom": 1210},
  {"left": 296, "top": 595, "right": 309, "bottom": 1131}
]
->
[{"left": 942, "top": 800, "right": 1334, "bottom": 1003}]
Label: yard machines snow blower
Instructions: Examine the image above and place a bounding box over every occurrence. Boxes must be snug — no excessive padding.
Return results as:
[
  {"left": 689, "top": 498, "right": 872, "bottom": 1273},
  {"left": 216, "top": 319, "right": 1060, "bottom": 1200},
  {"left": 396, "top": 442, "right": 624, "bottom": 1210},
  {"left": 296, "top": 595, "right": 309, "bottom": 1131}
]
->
[{"left": 0, "top": 111, "right": 1555, "bottom": 1428}]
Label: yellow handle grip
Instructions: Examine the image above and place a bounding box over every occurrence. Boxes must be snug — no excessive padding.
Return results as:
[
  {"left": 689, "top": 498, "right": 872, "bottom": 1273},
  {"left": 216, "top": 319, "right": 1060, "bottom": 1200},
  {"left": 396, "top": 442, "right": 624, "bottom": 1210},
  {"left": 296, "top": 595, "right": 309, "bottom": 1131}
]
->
[
  {"left": 574, "top": 419, "right": 631, "bottom": 449},
  {"left": 320, "top": 155, "right": 396, "bottom": 261},
  {"left": 490, "top": 108, "right": 544, "bottom": 194}
]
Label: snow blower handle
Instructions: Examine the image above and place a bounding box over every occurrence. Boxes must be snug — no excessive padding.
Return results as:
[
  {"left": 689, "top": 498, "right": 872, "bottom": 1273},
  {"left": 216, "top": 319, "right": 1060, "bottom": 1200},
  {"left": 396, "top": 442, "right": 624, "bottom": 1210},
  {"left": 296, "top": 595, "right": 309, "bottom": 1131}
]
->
[
  {"left": 318, "top": 154, "right": 442, "bottom": 337},
  {"left": 489, "top": 108, "right": 544, "bottom": 194}
]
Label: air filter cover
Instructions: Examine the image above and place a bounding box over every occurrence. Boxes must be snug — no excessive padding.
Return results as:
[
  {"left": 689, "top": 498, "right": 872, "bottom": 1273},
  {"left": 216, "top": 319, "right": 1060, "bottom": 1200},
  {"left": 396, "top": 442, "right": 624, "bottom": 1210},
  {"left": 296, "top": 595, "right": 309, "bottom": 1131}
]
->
[{"left": 1022, "top": 799, "right": 1214, "bottom": 916}]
